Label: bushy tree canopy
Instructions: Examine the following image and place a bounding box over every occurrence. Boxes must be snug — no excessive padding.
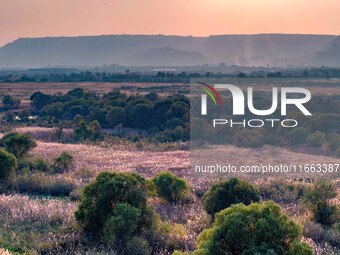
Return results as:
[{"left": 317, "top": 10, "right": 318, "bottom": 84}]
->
[
  {"left": 176, "top": 202, "right": 312, "bottom": 255},
  {"left": 75, "top": 172, "right": 150, "bottom": 234},
  {"left": 203, "top": 178, "right": 260, "bottom": 216},
  {"left": 0, "top": 133, "right": 37, "bottom": 158},
  {"left": 153, "top": 171, "right": 189, "bottom": 203},
  {"left": 0, "top": 149, "right": 17, "bottom": 182}
]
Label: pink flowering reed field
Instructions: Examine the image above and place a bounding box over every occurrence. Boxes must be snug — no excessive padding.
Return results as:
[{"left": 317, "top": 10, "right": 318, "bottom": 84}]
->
[
  {"left": 31, "top": 139, "right": 339, "bottom": 190},
  {"left": 0, "top": 127, "right": 338, "bottom": 254}
]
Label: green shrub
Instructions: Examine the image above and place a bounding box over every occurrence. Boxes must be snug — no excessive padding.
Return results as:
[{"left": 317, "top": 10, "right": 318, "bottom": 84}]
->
[
  {"left": 106, "top": 106, "right": 125, "bottom": 127},
  {"left": 88, "top": 120, "right": 104, "bottom": 141},
  {"left": 126, "top": 237, "right": 151, "bottom": 255},
  {"left": 307, "top": 131, "right": 326, "bottom": 147},
  {"left": 303, "top": 221, "right": 325, "bottom": 243},
  {"left": 184, "top": 202, "right": 312, "bottom": 255},
  {"left": 287, "top": 127, "right": 309, "bottom": 145},
  {"left": 17, "top": 157, "right": 50, "bottom": 172},
  {"left": 259, "top": 180, "right": 305, "bottom": 204},
  {"left": 52, "top": 151, "right": 73, "bottom": 173},
  {"left": 0, "top": 149, "right": 17, "bottom": 183},
  {"left": 75, "top": 172, "right": 150, "bottom": 234},
  {"left": 203, "top": 178, "right": 260, "bottom": 216},
  {"left": 73, "top": 120, "right": 89, "bottom": 141},
  {"left": 153, "top": 171, "right": 189, "bottom": 203},
  {"left": 0, "top": 132, "right": 37, "bottom": 158},
  {"left": 304, "top": 180, "right": 337, "bottom": 226},
  {"left": 14, "top": 173, "right": 75, "bottom": 196},
  {"left": 33, "top": 157, "right": 50, "bottom": 172},
  {"left": 102, "top": 203, "right": 143, "bottom": 246},
  {"left": 327, "top": 132, "right": 340, "bottom": 152},
  {"left": 335, "top": 147, "right": 340, "bottom": 157}
]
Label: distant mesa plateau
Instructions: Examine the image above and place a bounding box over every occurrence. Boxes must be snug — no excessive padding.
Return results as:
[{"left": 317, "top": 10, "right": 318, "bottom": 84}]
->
[{"left": 0, "top": 34, "right": 340, "bottom": 68}]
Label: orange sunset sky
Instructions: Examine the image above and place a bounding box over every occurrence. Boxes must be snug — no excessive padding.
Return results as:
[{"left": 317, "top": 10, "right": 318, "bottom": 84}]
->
[{"left": 0, "top": 0, "right": 339, "bottom": 47}]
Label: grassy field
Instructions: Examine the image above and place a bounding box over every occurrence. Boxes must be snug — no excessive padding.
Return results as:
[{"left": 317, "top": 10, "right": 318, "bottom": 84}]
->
[
  {"left": 0, "top": 82, "right": 187, "bottom": 99},
  {"left": 0, "top": 81, "right": 339, "bottom": 255}
]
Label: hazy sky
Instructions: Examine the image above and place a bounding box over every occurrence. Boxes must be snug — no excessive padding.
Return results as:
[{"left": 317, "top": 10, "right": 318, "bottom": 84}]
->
[{"left": 1, "top": 0, "right": 340, "bottom": 47}]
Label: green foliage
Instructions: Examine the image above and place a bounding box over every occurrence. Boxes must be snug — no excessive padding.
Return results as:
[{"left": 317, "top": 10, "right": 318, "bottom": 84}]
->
[
  {"left": 51, "top": 151, "right": 73, "bottom": 173},
  {"left": 203, "top": 178, "right": 260, "bottom": 216},
  {"left": 153, "top": 171, "right": 189, "bottom": 203},
  {"left": 233, "top": 129, "right": 266, "bottom": 148},
  {"left": 105, "top": 107, "right": 125, "bottom": 127},
  {"left": 0, "top": 149, "right": 17, "bottom": 183},
  {"left": 188, "top": 202, "right": 311, "bottom": 255},
  {"left": 73, "top": 120, "right": 103, "bottom": 141},
  {"left": 14, "top": 172, "right": 75, "bottom": 196},
  {"left": 0, "top": 132, "right": 37, "bottom": 158},
  {"left": 287, "top": 127, "right": 309, "bottom": 145},
  {"left": 73, "top": 121, "right": 90, "bottom": 141},
  {"left": 75, "top": 172, "right": 149, "bottom": 234},
  {"left": 28, "top": 90, "right": 190, "bottom": 142},
  {"left": 102, "top": 203, "right": 143, "bottom": 246},
  {"left": 17, "top": 156, "right": 50, "bottom": 172},
  {"left": 259, "top": 180, "right": 305, "bottom": 204},
  {"left": 127, "top": 103, "right": 151, "bottom": 128},
  {"left": 286, "top": 241, "right": 313, "bottom": 255},
  {"left": 336, "top": 147, "right": 340, "bottom": 157},
  {"left": 2, "top": 95, "right": 20, "bottom": 109},
  {"left": 307, "top": 131, "right": 326, "bottom": 147},
  {"left": 126, "top": 237, "right": 152, "bottom": 255},
  {"left": 326, "top": 132, "right": 340, "bottom": 151},
  {"left": 88, "top": 120, "right": 104, "bottom": 141},
  {"left": 304, "top": 180, "right": 337, "bottom": 226}
]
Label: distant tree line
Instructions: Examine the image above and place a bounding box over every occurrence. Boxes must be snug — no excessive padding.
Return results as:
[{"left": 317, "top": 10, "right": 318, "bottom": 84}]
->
[
  {"left": 22, "top": 88, "right": 189, "bottom": 142},
  {"left": 1, "top": 67, "right": 340, "bottom": 83}
]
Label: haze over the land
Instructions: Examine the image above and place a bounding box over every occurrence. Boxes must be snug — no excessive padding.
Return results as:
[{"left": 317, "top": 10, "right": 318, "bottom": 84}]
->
[
  {"left": 1, "top": 0, "right": 340, "bottom": 68},
  {"left": 1, "top": 34, "right": 340, "bottom": 68},
  {"left": 1, "top": 0, "right": 340, "bottom": 47}
]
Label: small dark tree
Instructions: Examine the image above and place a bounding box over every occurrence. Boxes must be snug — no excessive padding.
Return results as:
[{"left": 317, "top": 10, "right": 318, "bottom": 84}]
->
[
  {"left": 0, "top": 133, "right": 37, "bottom": 158},
  {"left": 153, "top": 171, "right": 189, "bottom": 203},
  {"left": 52, "top": 151, "right": 73, "bottom": 173},
  {"left": 73, "top": 121, "right": 90, "bottom": 141},
  {"left": 0, "top": 149, "right": 17, "bottom": 183},
  {"left": 88, "top": 120, "right": 104, "bottom": 141},
  {"left": 2, "top": 95, "right": 20, "bottom": 109},
  {"left": 203, "top": 178, "right": 260, "bottom": 216}
]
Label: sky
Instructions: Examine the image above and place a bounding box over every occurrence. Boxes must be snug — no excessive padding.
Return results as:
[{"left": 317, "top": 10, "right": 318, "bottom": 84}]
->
[{"left": 0, "top": 0, "right": 340, "bottom": 47}]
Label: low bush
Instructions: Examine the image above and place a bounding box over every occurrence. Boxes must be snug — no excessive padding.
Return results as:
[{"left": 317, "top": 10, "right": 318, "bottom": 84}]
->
[
  {"left": 0, "top": 132, "right": 36, "bottom": 158},
  {"left": 14, "top": 173, "right": 75, "bottom": 196},
  {"left": 126, "top": 237, "right": 151, "bottom": 255},
  {"left": 52, "top": 151, "right": 74, "bottom": 173},
  {"left": 102, "top": 203, "right": 143, "bottom": 247},
  {"left": 303, "top": 180, "right": 337, "bottom": 226},
  {"left": 18, "top": 157, "right": 50, "bottom": 172},
  {"left": 0, "top": 149, "right": 17, "bottom": 183},
  {"left": 153, "top": 171, "right": 189, "bottom": 203},
  {"left": 203, "top": 178, "right": 260, "bottom": 216},
  {"left": 75, "top": 172, "right": 150, "bottom": 234},
  {"left": 307, "top": 131, "right": 326, "bottom": 147},
  {"left": 259, "top": 180, "right": 305, "bottom": 204},
  {"left": 174, "top": 202, "right": 312, "bottom": 255}
]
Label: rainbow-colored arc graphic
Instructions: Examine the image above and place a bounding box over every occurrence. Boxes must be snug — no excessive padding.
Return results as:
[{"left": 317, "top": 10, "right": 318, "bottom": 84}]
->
[{"left": 198, "top": 82, "right": 223, "bottom": 106}]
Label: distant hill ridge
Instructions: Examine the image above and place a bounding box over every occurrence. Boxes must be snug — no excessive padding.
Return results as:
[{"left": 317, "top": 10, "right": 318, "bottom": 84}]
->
[{"left": 0, "top": 34, "right": 339, "bottom": 68}]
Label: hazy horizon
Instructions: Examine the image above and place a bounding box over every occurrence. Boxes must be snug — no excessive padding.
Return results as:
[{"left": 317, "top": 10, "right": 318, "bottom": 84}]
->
[{"left": 1, "top": 0, "right": 340, "bottom": 47}]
